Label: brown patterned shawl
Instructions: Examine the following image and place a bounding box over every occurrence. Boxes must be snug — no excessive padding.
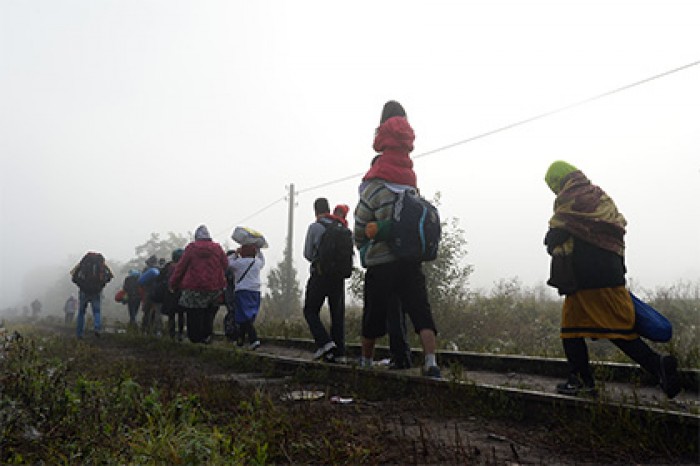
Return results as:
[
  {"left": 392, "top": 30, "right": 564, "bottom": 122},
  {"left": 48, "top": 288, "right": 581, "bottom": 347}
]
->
[{"left": 549, "top": 171, "right": 627, "bottom": 256}]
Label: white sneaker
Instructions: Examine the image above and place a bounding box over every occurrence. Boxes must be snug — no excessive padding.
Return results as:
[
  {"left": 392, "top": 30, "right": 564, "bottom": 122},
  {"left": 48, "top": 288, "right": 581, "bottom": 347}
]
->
[
  {"left": 313, "top": 341, "right": 336, "bottom": 360},
  {"left": 248, "top": 340, "right": 261, "bottom": 351}
]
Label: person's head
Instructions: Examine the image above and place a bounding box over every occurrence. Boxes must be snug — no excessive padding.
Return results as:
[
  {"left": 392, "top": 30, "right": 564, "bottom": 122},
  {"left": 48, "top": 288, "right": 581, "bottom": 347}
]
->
[
  {"left": 195, "top": 224, "right": 211, "bottom": 241},
  {"left": 158, "top": 258, "right": 166, "bottom": 267},
  {"left": 333, "top": 204, "right": 349, "bottom": 219},
  {"left": 545, "top": 160, "right": 578, "bottom": 194},
  {"left": 145, "top": 255, "right": 158, "bottom": 267},
  {"left": 313, "top": 198, "right": 330, "bottom": 216},
  {"left": 239, "top": 244, "right": 257, "bottom": 258},
  {"left": 172, "top": 248, "right": 184, "bottom": 263},
  {"left": 380, "top": 100, "right": 407, "bottom": 125}
]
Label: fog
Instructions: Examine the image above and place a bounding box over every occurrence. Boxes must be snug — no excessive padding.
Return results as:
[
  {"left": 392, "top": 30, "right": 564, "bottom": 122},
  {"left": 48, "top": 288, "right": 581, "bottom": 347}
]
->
[{"left": 1, "top": 1, "right": 699, "bottom": 310}]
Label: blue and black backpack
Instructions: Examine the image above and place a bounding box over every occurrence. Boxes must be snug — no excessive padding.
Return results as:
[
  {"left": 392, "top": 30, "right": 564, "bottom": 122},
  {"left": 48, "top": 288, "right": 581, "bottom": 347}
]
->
[{"left": 388, "top": 189, "right": 441, "bottom": 262}]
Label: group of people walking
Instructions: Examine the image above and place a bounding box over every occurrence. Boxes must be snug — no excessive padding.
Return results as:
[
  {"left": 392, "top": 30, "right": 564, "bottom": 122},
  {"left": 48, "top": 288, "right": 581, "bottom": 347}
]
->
[
  {"left": 70, "top": 225, "right": 265, "bottom": 347},
  {"left": 68, "top": 100, "right": 681, "bottom": 399}
]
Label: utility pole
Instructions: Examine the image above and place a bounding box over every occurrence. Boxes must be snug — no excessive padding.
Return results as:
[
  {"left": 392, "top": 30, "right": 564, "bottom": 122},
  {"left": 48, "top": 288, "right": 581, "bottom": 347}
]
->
[{"left": 284, "top": 184, "right": 296, "bottom": 305}]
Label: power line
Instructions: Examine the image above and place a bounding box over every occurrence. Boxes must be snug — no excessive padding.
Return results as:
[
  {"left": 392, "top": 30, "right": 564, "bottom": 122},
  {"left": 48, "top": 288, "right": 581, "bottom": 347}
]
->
[
  {"left": 236, "top": 60, "right": 700, "bottom": 221},
  {"left": 299, "top": 60, "right": 699, "bottom": 194},
  {"left": 413, "top": 60, "right": 700, "bottom": 160},
  {"left": 213, "top": 195, "right": 286, "bottom": 240}
]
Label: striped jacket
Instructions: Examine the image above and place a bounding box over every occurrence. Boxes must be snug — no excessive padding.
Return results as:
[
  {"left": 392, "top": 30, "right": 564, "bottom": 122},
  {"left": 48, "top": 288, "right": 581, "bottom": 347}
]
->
[{"left": 353, "top": 179, "right": 407, "bottom": 267}]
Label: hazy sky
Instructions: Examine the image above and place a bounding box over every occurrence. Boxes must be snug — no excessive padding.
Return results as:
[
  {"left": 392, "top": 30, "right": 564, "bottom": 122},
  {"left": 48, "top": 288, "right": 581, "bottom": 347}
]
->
[{"left": 1, "top": 1, "right": 699, "bottom": 308}]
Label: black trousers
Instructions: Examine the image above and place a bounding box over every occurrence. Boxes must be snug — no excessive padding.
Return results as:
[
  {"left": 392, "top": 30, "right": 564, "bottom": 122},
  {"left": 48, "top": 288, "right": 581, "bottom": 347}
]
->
[
  {"left": 563, "top": 337, "right": 661, "bottom": 385},
  {"left": 239, "top": 321, "right": 258, "bottom": 344},
  {"left": 186, "top": 306, "right": 217, "bottom": 343},
  {"left": 303, "top": 273, "right": 346, "bottom": 355}
]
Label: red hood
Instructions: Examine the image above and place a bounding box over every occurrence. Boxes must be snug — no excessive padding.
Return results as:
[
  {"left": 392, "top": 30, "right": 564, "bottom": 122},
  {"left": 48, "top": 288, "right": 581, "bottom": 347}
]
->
[
  {"left": 363, "top": 116, "right": 417, "bottom": 187},
  {"left": 372, "top": 116, "right": 415, "bottom": 153}
]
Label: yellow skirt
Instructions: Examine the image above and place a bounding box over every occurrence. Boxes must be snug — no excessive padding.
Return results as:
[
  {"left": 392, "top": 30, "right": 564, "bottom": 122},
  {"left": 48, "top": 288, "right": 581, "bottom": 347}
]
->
[{"left": 560, "top": 286, "right": 637, "bottom": 340}]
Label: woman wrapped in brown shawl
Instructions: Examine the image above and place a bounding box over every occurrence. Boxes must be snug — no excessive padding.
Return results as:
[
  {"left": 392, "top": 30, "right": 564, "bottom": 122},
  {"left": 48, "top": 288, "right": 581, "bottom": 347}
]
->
[{"left": 544, "top": 161, "right": 680, "bottom": 398}]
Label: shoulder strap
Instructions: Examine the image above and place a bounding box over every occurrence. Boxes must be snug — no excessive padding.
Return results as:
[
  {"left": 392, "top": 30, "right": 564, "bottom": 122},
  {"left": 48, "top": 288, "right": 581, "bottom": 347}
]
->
[{"left": 236, "top": 259, "right": 256, "bottom": 284}]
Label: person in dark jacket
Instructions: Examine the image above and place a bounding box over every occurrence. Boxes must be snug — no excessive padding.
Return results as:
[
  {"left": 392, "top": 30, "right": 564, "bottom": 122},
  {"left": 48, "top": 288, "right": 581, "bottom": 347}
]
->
[
  {"left": 122, "top": 269, "right": 141, "bottom": 328},
  {"left": 169, "top": 225, "right": 227, "bottom": 343},
  {"left": 544, "top": 160, "right": 681, "bottom": 398},
  {"left": 302, "top": 198, "right": 347, "bottom": 361},
  {"left": 139, "top": 255, "right": 162, "bottom": 335},
  {"left": 161, "top": 249, "right": 185, "bottom": 340},
  {"left": 70, "top": 251, "right": 113, "bottom": 338}
]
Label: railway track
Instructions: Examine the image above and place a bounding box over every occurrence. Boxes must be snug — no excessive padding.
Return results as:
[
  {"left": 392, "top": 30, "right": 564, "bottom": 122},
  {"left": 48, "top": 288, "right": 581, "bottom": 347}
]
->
[
  {"left": 23, "top": 324, "right": 700, "bottom": 454},
  {"left": 221, "top": 336, "right": 697, "bottom": 438},
  {"left": 220, "top": 336, "right": 700, "bottom": 455}
]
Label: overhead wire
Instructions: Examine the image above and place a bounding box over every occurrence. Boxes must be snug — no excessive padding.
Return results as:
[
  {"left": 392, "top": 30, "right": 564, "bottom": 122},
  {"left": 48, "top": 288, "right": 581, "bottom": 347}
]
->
[
  {"left": 213, "top": 195, "right": 286, "bottom": 240},
  {"left": 412, "top": 60, "right": 700, "bottom": 160},
  {"left": 224, "top": 60, "right": 700, "bottom": 230}
]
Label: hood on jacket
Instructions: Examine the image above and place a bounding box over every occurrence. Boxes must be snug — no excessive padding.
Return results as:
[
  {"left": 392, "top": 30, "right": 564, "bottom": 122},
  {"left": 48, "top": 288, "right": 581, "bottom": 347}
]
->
[
  {"left": 195, "top": 225, "right": 211, "bottom": 241},
  {"left": 363, "top": 116, "right": 417, "bottom": 187},
  {"left": 373, "top": 116, "right": 415, "bottom": 153}
]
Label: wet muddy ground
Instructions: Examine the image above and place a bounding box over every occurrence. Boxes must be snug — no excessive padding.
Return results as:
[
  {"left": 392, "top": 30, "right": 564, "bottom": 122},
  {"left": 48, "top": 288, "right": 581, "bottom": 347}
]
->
[{"left": 55, "top": 331, "right": 699, "bottom": 464}]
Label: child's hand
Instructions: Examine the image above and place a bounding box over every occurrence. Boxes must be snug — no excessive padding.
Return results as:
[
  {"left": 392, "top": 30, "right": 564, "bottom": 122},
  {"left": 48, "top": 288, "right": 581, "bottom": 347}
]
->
[
  {"left": 366, "top": 220, "right": 391, "bottom": 241},
  {"left": 365, "top": 222, "right": 379, "bottom": 239}
]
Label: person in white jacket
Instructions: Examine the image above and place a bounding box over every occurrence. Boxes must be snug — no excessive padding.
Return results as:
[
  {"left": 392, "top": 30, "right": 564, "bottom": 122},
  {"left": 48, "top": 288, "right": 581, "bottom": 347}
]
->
[{"left": 228, "top": 243, "right": 265, "bottom": 349}]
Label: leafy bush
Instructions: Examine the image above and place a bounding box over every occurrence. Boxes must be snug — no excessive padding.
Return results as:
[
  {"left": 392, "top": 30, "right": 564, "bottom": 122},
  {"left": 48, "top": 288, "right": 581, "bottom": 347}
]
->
[{"left": 260, "top": 278, "right": 700, "bottom": 368}]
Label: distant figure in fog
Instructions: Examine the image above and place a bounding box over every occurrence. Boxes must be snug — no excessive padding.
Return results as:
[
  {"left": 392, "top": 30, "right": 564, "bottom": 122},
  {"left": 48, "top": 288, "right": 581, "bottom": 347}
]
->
[
  {"left": 168, "top": 225, "right": 227, "bottom": 344},
  {"left": 64, "top": 295, "right": 77, "bottom": 325},
  {"left": 30, "top": 299, "right": 42, "bottom": 319},
  {"left": 543, "top": 160, "right": 681, "bottom": 398},
  {"left": 70, "top": 251, "right": 113, "bottom": 338}
]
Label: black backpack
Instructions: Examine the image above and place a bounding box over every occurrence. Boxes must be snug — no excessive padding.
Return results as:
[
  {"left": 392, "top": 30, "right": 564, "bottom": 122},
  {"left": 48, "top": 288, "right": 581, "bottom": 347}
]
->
[
  {"left": 72, "top": 252, "right": 111, "bottom": 294},
  {"left": 149, "top": 266, "right": 169, "bottom": 303},
  {"left": 387, "top": 189, "right": 441, "bottom": 262},
  {"left": 315, "top": 220, "right": 354, "bottom": 278},
  {"left": 123, "top": 275, "right": 140, "bottom": 299}
]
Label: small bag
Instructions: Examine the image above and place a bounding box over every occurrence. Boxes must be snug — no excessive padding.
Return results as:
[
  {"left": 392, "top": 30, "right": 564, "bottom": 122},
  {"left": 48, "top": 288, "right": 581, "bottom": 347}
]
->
[
  {"left": 114, "top": 289, "right": 128, "bottom": 304},
  {"left": 631, "top": 292, "right": 672, "bottom": 343}
]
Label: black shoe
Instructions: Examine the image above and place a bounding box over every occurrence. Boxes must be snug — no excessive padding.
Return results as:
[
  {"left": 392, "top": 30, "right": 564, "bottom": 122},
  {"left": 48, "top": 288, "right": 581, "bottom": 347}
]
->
[
  {"left": 388, "top": 359, "right": 412, "bottom": 370},
  {"left": 248, "top": 340, "right": 261, "bottom": 351},
  {"left": 322, "top": 348, "right": 337, "bottom": 363},
  {"left": 660, "top": 355, "right": 681, "bottom": 399},
  {"left": 422, "top": 366, "right": 442, "bottom": 379},
  {"left": 313, "top": 341, "right": 337, "bottom": 360},
  {"left": 556, "top": 377, "right": 597, "bottom": 397}
]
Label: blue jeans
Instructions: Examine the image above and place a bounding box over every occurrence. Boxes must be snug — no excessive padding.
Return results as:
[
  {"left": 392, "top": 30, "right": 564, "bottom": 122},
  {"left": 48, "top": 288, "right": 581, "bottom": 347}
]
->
[{"left": 77, "top": 291, "right": 102, "bottom": 337}]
